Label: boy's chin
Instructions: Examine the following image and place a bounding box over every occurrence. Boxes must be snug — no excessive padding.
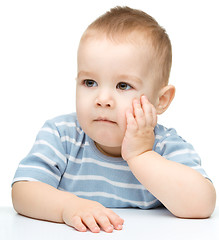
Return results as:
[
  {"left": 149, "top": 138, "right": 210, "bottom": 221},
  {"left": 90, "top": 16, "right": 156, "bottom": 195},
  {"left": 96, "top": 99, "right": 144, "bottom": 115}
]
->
[{"left": 94, "top": 135, "right": 123, "bottom": 148}]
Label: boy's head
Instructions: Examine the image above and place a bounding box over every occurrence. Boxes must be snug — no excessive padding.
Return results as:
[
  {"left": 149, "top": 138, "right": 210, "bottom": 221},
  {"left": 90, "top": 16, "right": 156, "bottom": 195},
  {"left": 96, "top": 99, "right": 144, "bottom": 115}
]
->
[
  {"left": 76, "top": 6, "right": 175, "bottom": 156},
  {"left": 80, "top": 6, "right": 172, "bottom": 87}
]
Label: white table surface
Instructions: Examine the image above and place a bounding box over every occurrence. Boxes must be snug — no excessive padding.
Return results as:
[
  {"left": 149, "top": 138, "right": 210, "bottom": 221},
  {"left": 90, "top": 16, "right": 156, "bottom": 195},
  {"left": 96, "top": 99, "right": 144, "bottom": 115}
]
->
[{"left": 0, "top": 206, "right": 218, "bottom": 240}]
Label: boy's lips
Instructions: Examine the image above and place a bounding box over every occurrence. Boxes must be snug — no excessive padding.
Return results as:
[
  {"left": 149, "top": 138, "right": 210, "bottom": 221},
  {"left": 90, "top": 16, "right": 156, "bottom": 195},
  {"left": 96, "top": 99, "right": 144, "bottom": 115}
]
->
[{"left": 94, "top": 117, "right": 117, "bottom": 124}]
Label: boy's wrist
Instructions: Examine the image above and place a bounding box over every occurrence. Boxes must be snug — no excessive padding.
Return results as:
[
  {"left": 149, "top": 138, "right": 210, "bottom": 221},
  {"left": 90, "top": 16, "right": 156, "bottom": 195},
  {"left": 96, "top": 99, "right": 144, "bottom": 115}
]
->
[
  {"left": 125, "top": 150, "right": 155, "bottom": 164},
  {"left": 61, "top": 192, "right": 80, "bottom": 214}
]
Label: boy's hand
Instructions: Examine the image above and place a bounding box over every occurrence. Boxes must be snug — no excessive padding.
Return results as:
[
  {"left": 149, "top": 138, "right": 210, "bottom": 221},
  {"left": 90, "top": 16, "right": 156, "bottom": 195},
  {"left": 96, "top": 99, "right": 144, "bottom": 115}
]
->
[
  {"left": 121, "top": 95, "right": 157, "bottom": 161},
  {"left": 62, "top": 197, "right": 124, "bottom": 233}
]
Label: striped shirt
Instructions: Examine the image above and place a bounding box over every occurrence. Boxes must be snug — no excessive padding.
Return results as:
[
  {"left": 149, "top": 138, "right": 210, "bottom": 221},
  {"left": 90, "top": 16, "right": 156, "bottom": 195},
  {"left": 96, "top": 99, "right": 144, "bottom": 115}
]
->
[{"left": 12, "top": 113, "right": 209, "bottom": 209}]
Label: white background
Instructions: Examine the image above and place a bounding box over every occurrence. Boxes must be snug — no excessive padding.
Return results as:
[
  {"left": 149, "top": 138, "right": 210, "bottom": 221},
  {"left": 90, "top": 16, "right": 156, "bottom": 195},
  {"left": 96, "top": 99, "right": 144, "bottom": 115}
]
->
[{"left": 0, "top": 0, "right": 218, "bottom": 206}]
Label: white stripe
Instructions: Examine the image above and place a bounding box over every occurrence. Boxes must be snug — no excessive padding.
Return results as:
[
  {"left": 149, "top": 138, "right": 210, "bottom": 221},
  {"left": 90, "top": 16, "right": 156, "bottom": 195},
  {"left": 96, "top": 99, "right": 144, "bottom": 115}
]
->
[
  {"left": 34, "top": 140, "right": 66, "bottom": 163},
  {"left": 32, "top": 152, "right": 57, "bottom": 166},
  {"left": 155, "top": 135, "right": 163, "bottom": 140},
  {"left": 164, "top": 149, "right": 197, "bottom": 159},
  {"left": 61, "top": 136, "right": 89, "bottom": 147},
  {"left": 39, "top": 127, "right": 59, "bottom": 137},
  {"left": 55, "top": 121, "right": 76, "bottom": 127},
  {"left": 19, "top": 164, "right": 60, "bottom": 180},
  {"left": 64, "top": 174, "right": 145, "bottom": 190},
  {"left": 156, "top": 141, "right": 191, "bottom": 151},
  {"left": 13, "top": 177, "right": 40, "bottom": 183},
  {"left": 55, "top": 121, "right": 83, "bottom": 134},
  {"left": 156, "top": 140, "right": 169, "bottom": 150},
  {"left": 71, "top": 191, "right": 158, "bottom": 207},
  {"left": 67, "top": 155, "right": 130, "bottom": 171}
]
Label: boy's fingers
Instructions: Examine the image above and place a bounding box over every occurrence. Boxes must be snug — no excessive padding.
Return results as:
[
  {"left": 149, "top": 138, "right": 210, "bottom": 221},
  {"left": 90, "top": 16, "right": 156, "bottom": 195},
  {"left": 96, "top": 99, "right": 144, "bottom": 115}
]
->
[
  {"left": 133, "top": 99, "right": 146, "bottom": 128},
  {"left": 126, "top": 109, "right": 137, "bottom": 132},
  {"left": 71, "top": 216, "right": 87, "bottom": 232},
  {"left": 106, "top": 210, "right": 124, "bottom": 230},
  {"left": 95, "top": 214, "right": 114, "bottom": 232},
  {"left": 82, "top": 215, "right": 100, "bottom": 233}
]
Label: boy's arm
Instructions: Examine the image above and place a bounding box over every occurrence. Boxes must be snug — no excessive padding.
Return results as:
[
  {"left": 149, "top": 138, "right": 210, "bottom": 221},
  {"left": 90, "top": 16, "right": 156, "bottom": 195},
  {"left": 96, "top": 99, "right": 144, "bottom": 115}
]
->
[
  {"left": 122, "top": 96, "right": 216, "bottom": 218},
  {"left": 12, "top": 181, "right": 124, "bottom": 232},
  {"left": 127, "top": 151, "right": 216, "bottom": 218}
]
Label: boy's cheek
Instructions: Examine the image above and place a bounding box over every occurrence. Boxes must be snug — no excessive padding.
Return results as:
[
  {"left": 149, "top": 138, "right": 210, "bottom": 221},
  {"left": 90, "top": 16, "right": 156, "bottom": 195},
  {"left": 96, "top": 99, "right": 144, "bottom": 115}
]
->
[{"left": 117, "top": 101, "right": 134, "bottom": 129}]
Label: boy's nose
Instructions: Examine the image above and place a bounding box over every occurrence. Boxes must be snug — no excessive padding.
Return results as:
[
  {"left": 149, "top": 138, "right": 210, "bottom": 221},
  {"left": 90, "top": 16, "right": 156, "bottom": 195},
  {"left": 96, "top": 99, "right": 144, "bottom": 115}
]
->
[{"left": 95, "top": 92, "right": 115, "bottom": 108}]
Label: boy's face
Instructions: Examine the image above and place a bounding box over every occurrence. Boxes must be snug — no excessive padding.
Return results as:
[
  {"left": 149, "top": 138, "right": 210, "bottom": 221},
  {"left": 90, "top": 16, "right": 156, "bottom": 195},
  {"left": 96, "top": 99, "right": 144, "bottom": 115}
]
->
[{"left": 76, "top": 34, "right": 160, "bottom": 157}]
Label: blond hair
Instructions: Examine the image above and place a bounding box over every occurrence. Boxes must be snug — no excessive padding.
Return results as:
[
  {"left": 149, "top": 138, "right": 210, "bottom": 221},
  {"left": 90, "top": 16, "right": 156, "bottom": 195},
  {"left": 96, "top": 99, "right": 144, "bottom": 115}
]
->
[{"left": 81, "top": 6, "right": 172, "bottom": 86}]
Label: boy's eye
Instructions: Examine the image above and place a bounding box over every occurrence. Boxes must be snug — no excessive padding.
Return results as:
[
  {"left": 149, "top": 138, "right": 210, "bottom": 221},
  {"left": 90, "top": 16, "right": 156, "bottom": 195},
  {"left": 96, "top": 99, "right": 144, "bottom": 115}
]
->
[
  {"left": 84, "top": 79, "right": 98, "bottom": 87},
  {"left": 117, "top": 82, "right": 132, "bottom": 90}
]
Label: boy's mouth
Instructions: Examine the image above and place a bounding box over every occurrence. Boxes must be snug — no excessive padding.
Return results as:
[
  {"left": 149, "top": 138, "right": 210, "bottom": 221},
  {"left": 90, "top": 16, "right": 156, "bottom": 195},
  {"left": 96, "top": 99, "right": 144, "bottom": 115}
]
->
[{"left": 94, "top": 117, "right": 117, "bottom": 124}]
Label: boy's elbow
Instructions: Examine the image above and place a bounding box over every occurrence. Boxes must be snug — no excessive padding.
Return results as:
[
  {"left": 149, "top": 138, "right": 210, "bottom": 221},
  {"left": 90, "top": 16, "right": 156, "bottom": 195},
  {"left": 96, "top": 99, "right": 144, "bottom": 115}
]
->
[
  {"left": 192, "top": 180, "right": 216, "bottom": 219},
  {"left": 175, "top": 180, "right": 217, "bottom": 219},
  {"left": 186, "top": 203, "right": 215, "bottom": 219},
  {"left": 11, "top": 181, "right": 29, "bottom": 214},
  {"left": 175, "top": 203, "right": 215, "bottom": 219}
]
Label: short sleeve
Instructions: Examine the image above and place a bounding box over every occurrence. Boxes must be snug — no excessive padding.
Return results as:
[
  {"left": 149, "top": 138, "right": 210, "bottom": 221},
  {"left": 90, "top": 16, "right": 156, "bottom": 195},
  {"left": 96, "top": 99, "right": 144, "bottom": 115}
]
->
[
  {"left": 154, "top": 127, "right": 210, "bottom": 180},
  {"left": 12, "top": 119, "right": 67, "bottom": 188}
]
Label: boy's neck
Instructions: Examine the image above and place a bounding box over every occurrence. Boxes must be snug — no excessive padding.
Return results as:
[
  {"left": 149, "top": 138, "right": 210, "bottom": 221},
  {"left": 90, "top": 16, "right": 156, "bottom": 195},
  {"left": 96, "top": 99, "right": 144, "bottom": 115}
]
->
[{"left": 95, "top": 142, "right": 122, "bottom": 158}]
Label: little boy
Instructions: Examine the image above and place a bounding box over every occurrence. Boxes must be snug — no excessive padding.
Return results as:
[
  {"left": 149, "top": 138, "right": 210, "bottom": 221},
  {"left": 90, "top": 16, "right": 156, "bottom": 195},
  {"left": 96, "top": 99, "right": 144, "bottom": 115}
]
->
[{"left": 12, "top": 6, "right": 216, "bottom": 233}]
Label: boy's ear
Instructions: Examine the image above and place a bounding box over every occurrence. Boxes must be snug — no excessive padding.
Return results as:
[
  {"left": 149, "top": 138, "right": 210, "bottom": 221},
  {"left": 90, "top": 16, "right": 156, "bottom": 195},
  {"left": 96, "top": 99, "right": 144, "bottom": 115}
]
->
[{"left": 156, "top": 85, "right": 175, "bottom": 115}]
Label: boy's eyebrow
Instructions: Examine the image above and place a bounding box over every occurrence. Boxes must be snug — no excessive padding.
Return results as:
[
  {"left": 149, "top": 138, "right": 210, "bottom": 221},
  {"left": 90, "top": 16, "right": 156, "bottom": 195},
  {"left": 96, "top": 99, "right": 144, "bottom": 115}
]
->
[
  {"left": 77, "top": 71, "right": 97, "bottom": 79},
  {"left": 117, "top": 74, "right": 142, "bottom": 84}
]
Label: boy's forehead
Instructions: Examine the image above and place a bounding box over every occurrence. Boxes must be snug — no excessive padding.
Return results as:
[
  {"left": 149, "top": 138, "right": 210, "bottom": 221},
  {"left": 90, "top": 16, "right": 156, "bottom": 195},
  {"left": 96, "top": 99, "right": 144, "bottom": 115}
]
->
[
  {"left": 78, "top": 31, "right": 157, "bottom": 74},
  {"left": 79, "top": 29, "right": 154, "bottom": 49},
  {"left": 78, "top": 30, "right": 156, "bottom": 66},
  {"left": 78, "top": 33, "right": 155, "bottom": 70}
]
